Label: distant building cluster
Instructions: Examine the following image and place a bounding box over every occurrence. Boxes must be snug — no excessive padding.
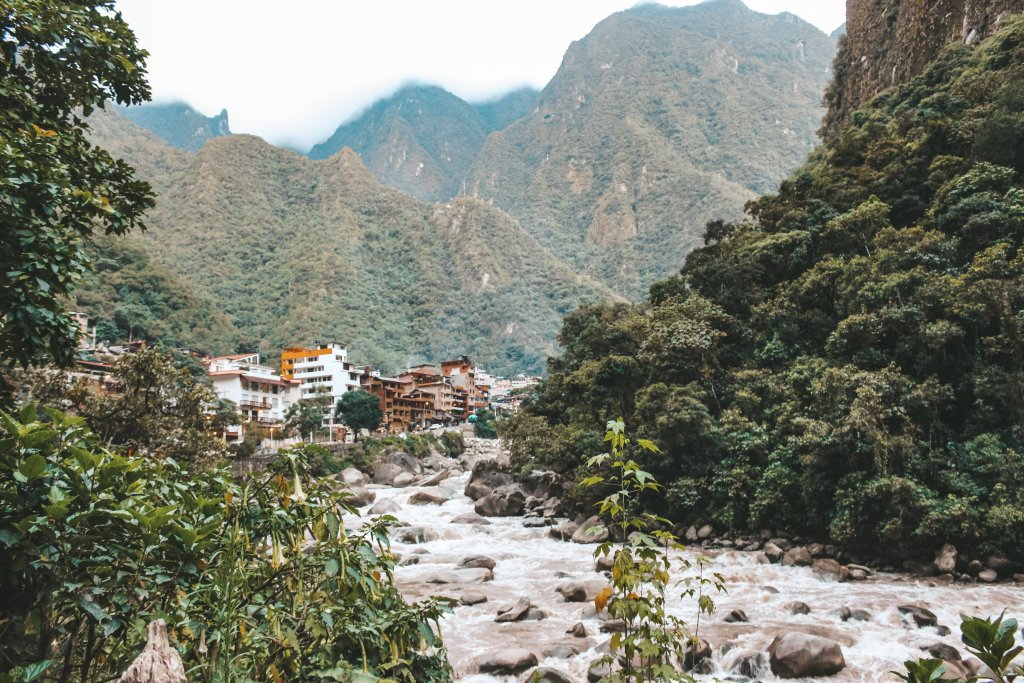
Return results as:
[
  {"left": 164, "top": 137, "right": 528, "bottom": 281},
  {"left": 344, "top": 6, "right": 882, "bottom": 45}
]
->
[{"left": 67, "top": 313, "right": 540, "bottom": 441}]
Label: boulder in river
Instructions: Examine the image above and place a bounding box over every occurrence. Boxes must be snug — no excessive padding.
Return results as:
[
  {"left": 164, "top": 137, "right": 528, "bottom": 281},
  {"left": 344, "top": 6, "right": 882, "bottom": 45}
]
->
[
  {"left": 392, "top": 472, "right": 416, "bottom": 488},
  {"left": 426, "top": 568, "right": 493, "bottom": 584},
  {"left": 556, "top": 579, "right": 606, "bottom": 602},
  {"left": 898, "top": 605, "right": 939, "bottom": 628},
  {"left": 372, "top": 462, "right": 407, "bottom": 486},
  {"left": 782, "top": 547, "right": 814, "bottom": 567},
  {"left": 392, "top": 526, "right": 437, "bottom": 543},
  {"left": 451, "top": 512, "right": 491, "bottom": 525},
  {"left": 567, "top": 622, "right": 588, "bottom": 638},
  {"left": 723, "top": 609, "right": 749, "bottom": 623},
  {"left": 338, "top": 466, "right": 370, "bottom": 487},
  {"left": 571, "top": 515, "right": 609, "bottom": 544},
  {"left": 407, "top": 490, "right": 446, "bottom": 505},
  {"left": 346, "top": 488, "right": 376, "bottom": 507},
  {"left": 474, "top": 484, "right": 526, "bottom": 516},
  {"left": 684, "top": 638, "right": 713, "bottom": 671},
  {"left": 986, "top": 553, "right": 1013, "bottom": 575},
  {"left": 459, "top": 591, "right": 488, "bottom": 606},
  {"left": 764, "top": 542, "right": 785, "bottom": 563},
  {"left": 934, "top": 543, "right": 958, "bottom": 575},
  {"left": 495, "top": 597, "right": 532, "bottom": 622},
  {"left": 978, "top": 569, "right": 998, "bottom": 583},
  {"left": 367, "top": 498, "right": 401, "bottom": 515},
  {"left": 477, "top": 649, "right": 538, "bottom": 675},
  {"left": 922, "top": 643, "right": 962, "bottom": 661},
  {"left": 811, "top": 558, "right": 849, "bottom": 581},
  {"left": 528, "top": 668, "right": 577, "bottom": 683},
  {"left": 789, "top": 602, "right": 811, "bottom": 615},
  {"left": 459, "top": 555, "right": 496, "bottom": 570},
  {"left": 464, "top": 460, "right": 513, "bottom": 500},
  {"left": 768, "top": 633, "right": 846, "bottom": 678}
]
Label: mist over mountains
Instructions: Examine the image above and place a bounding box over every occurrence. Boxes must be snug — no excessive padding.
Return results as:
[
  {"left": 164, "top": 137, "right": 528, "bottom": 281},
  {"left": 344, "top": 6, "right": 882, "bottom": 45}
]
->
[{"left": 87, "top": 0, "right": 838, "bottom": 372}]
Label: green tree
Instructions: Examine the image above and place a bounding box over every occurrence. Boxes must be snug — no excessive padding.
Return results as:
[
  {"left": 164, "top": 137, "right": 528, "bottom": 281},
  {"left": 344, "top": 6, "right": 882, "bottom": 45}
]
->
[
  {"left": 285, "top": 397, "right": 327, "bottom": 442},
  {"left": 1, "top": 2, "right": 154, "bottom": 368},
  {"left": 81, "top": 347, "right": 226, "bottom": 468},
  {"left": 336, "top": 390, "right": 383, "bottom": 440}
]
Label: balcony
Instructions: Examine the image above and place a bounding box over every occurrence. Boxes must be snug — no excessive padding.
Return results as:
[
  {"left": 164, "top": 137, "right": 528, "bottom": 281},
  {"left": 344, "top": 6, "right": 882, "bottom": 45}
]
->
[{"left": 239, "top": 399, "right": 271, "bottom": 410}]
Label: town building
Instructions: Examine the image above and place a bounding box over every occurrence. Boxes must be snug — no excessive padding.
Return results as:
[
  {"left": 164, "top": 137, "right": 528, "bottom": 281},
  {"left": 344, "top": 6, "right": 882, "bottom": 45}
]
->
[
  {"left": 206, "top": 354, "right": 299, "bottom": 439},
  {"left": 280, "top": 342, "right": 363, "bottom": 430}
]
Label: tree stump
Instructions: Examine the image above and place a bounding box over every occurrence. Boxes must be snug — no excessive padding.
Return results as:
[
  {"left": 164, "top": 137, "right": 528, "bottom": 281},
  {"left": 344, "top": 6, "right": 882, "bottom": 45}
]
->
[{"left": 118, "top": 619, "right": 186, "bottom": 683}]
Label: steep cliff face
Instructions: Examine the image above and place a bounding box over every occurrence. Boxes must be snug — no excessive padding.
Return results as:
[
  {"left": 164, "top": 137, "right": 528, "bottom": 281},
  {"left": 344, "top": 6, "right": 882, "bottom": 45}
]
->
[{"left": 824, "top": 0, "right": 1024, "bottom": 135}]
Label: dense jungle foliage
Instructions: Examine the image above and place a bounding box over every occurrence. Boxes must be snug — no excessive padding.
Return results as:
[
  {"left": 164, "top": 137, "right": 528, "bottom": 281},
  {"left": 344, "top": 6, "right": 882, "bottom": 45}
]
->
[
  {"left": 0, "top": 406, "right": 452, "bottom": 682},
  {"left": 504, "top": 17, "right": 1024, "bottom": 565}
]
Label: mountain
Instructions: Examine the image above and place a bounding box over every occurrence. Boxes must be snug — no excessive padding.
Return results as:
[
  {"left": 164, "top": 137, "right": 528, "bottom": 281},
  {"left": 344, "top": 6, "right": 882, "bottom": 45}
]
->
[
  {"left": 508, "top": 13, "right": 1024, "bottom": 565},
  {"left": 469, "top": 0, "right": 837, "bottom": 297},
  {"left": 119, "top": 101, "right": 231, "bottom": 151},
  {"left": 308, "top": 85, "right": 488, "bottom": 201},
  {"left": 472, "top": 86, "right": 539, "bottom": 132},
  {"left": 85, "top": 108, "right": 613, "bottom": 374},
  {"left": 823, "top": 0, "right": 1024, "bottom": 135}
]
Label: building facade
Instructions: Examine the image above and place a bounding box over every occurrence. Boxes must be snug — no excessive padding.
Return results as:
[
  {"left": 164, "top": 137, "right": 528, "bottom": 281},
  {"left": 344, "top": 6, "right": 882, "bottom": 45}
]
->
[{"left": 206, "top": 353, "right": 299, "bottom": 433}]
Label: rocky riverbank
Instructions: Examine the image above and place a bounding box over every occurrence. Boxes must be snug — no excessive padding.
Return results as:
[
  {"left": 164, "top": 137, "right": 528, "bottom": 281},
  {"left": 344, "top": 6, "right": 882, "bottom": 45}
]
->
[{"left": 336, "top": 437, "right": 1024, "bottom": 681}]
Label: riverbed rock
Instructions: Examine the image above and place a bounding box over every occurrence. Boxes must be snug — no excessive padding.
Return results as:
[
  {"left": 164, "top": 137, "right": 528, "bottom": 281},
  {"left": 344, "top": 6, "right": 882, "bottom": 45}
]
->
[
  {"left": 568, "top": 622, "right": 588, "bottom": 637},
  {"left": 685, "top": 525, "right": 699, "bottom": 542},
  {"left": 729, "top": 650, "right": 768, "bottom": 678},
  {"left": 595, "top": 554, "right": 615, "bottom": 572},
  {"left": 782, "top": 547, "right": 814, "bottom": 567},
  {"left": 392, "top": 526, "right": 437, "bottom": 543},
  {"left": 978, "top": 568, "right": 998, "bottom": 583},
  {"left": 790, "top": 601, "right": 812, "bottom": 615},
  {"left": 459, "top": 591, "right": 488, "bottom": 605},
  {"left": 898, "top": 605, "right": 939, "bottom": 628},
  {"left": 923, "top": 643, "right": 962, "bottom": 661},
  {"left": 764, "top": 542, "right": 785, "bottom": 563},
  {"left": 697, "top": 524, "right": 714, "bottom": 539},
  {"left": 408, "top": 490, "right": 446, "bottom": 505},
  {"left": 451, "top": 512, "right": 491, "bottom": 525},
  {"left": 464, "top": 460, "right": 513, "bottom": 500},
  {"left": 528, "top": 668, "right": 577, "bottom": 683},
  {"left": 474, "top": 484, "right": 526, "bottom": 516},
  {"left": 723, "top": 609, "right": 749, "bottom": 623},
  {"left": 808, "top": 542, "right": 827, "bottom": 557},
  {"left": 459, "top": 555, "right": 497, "bottom": 570},
  {"left": 416, "top": 470, "right": 450, "bottom": 487},
  {"left": 477, "top": 649, "right": 538, "bottom": 675},
  {"left": 427, "top": 568, "right": 493, "bottom": 584},
  {"left": 338, "top": 466, "right": 370, "bottom": 487},
  {"left": 768, "top": 633, "right": 846, "bottom": 678},
  {"left": 812, "top": 558, "right": 849, "bottom": 581},
  {"left": 392, "top": 472, "right": 416, "bottom": 488},
  {"left": 769, "top": 537, "right": 794, "bottom": 551},
  {"left": 495, "top": 597, "right": 532, "bottom": 622},
  {"left": 986, "top": 554, "right": 1014, "bottom": 575},
  {"left": 571, "top": 515, "right": 609, "bottom": 544},
  {"left": 848, "top": 567, "right": 869, "bottom": 581},
  {"left": 367, "top": 498, "right": 401, "bottom": 515},
  {"left": 851, "top": 609, "right": 871, "bottom": 621},
  {"left": 346, "top": 488, "right": 376, "bottom": 507},
  {"left": 372, "top": 462, "right": 407, "bottom": 486},
  {"left": 549, "top": 520, "right": 579, "bottom": 541},
  {"left": 587, "top": 661, "right": 619, "bottom": 682},
  {"left": 684, "top": 638, "right": 713, "bottom": 670},
  {"left": 556, "top": 579, "right": 606, "bottom": 602},
  {"left": 934, "top": 544, "right": 958, "bottom": 575}
]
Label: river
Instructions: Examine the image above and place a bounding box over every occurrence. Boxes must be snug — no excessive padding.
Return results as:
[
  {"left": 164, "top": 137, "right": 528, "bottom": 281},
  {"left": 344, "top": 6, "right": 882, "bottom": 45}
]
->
[{"left": 347, "top": 439, "right": 1024, "bottom": 682}]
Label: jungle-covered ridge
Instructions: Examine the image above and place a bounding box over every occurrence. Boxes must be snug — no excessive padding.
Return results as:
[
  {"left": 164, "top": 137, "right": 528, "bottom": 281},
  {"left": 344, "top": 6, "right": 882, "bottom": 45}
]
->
[
  {"left": 82, "top": 0, "right": 837, "bottom": 372},
  {"left": 504, "top": 14, "right": 1024, "bottom": 565}
]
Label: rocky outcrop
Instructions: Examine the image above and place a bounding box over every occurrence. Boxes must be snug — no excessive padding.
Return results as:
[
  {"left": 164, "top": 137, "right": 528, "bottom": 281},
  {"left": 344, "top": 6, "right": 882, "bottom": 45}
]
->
[
  {"left": 477, "top": 649, "right": 538, "bottom": 675},
  {"left": 824, "top": 0, "right": 1024, "bottom": 135},
  {"left": 474, "top": 484, "right": 526, "bottom": 516},
  {"left": 768, "top": 632, "right": 846, "bottom": 678}
]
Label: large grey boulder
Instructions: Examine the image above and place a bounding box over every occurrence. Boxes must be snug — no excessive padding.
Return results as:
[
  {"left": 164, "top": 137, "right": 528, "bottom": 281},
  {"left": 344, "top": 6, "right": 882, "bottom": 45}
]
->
[
  {"left": 768, "top": 633, "right": 846, "bottom": 678},
  {"left": 528, "top": 667, "right": 577, "bottom": 683},
  {"left": 338, "top": 466, "right": 370, "bottom": 487},
  {"left": 346, "top": 488, "right": 376, "bottom": 507},
  {"left": 477, "top": 649, "right": 538, "bottom": 675},
  {"left": 782, "top": 547, "right": 814, "bottom": 567},
  {"left": 474, "top": 484, "right": 526, "bottom": 516},
  {"left": 367, "top": 498, "right": 400, "bottom": 515},
  {"left": 934, "top": 543, "right": 958, "bottom": 575},
  {"left": 372, "top": 462, "right": 406, "bottom": 486},
  {"left": 495, "top": 597, "right": 532, "bottom": 622},
  {"left": 451, "top": 512, "right": 491, "bottom": 525},
  {"left": 556, "top": 579, "right": 605, "bottom": 602},
  {"left": 465, "top": 460, "right": 513, "bottom": 500},
  {"left": 571, "top": 515, "right": 609, "bottom": 544},
  {"left": 898, "top": 605, "right": 939, "bottom": 628},
  {"left": 812, "top": 558, "right": 849, "bottom": 581},
  {"left": 426, "top": 568, "right": 493, "bottom": 584},
  {"left": 407, "top": 489, "right": 446, "bottom": 505},
  {"left": 764, "top": 542, "right": 785, "bottom": 563},
  {"left": 459, "top": 555, "right": 496, "bottom": 570}
]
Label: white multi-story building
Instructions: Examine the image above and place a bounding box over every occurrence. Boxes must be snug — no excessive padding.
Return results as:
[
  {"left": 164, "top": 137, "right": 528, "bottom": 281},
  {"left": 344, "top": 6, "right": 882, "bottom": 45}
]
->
[
  {"left": 206, "top": 353, "right": 299, "bottom": 431},
  {"left": 280, "top": 342, "right": 363, "bottom": 424}
]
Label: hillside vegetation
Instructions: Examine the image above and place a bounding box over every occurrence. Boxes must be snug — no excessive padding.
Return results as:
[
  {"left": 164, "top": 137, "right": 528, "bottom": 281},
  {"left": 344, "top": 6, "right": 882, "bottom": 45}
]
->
[
  {"left": 505, "top": 17, "right": 1024, "bottom": 564},
  {"left": 83, "top": 110, "right": 613, "bottom": 374},
  {"left": 470, "top": 0, "right": 836, "bottom": 297}
]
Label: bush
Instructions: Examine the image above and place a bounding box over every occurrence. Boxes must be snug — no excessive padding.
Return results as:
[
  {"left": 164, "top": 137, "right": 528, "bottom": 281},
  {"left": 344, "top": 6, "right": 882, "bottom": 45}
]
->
[
  {"left": 0, "top": 405, "right": 452, "bottom": 682},
  {"left": 439, "top": 430, "right": 465, "bottom": 458}
]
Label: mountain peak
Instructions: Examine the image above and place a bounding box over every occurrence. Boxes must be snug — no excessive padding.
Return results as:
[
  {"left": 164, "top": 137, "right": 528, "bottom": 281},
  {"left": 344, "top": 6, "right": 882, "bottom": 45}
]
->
[{"left": 120, "top": 101, "right": 231, "bottom": 152}]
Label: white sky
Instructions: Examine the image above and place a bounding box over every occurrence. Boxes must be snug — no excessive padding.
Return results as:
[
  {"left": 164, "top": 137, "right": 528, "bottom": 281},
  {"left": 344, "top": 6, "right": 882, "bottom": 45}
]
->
[{"left": 114, "top": 0, "right": 846, "bottom": 151}]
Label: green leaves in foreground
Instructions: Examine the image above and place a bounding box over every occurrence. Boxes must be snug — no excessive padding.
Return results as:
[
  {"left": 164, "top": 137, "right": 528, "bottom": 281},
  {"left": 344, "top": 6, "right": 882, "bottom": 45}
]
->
[
  {"left": 0, "top": 407, "right": 452, "bottom": 682},
  {"left": 897, "top": 613, "right": 1023, "bottom": 683}
]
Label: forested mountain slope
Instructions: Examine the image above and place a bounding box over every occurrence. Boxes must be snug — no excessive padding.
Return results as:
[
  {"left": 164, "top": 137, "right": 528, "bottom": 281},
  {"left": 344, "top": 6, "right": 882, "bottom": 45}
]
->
[
  {"left": 470, "top": 0, "right": 836, "bottom": 297},
  {"left": 119, "top": 101, "right": 231, "bottom": 151},
  {"left": 507, "top": 15, "right": 1024, "bottom": 563}
]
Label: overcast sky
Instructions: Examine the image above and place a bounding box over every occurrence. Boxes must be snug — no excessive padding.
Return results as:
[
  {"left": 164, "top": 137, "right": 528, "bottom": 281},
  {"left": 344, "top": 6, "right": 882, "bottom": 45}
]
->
[{"left": 114, "top": 0, "right": 846, "bottom": 150}]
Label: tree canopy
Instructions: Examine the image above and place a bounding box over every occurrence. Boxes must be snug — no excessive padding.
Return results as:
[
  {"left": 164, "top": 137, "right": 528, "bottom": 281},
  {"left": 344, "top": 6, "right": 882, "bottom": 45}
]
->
[
  {"left": 336, "top": 390, "right": 383, "bottom": 438},
  {"left": 1, "top": 1, "right": 154, "bottom": 367}
]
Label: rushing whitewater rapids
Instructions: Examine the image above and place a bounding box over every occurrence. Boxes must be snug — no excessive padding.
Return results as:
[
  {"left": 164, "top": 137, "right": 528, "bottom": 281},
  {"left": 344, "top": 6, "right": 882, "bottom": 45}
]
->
[{"left": 346, "top": 439, "right": 1024, "bottom": 682}]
